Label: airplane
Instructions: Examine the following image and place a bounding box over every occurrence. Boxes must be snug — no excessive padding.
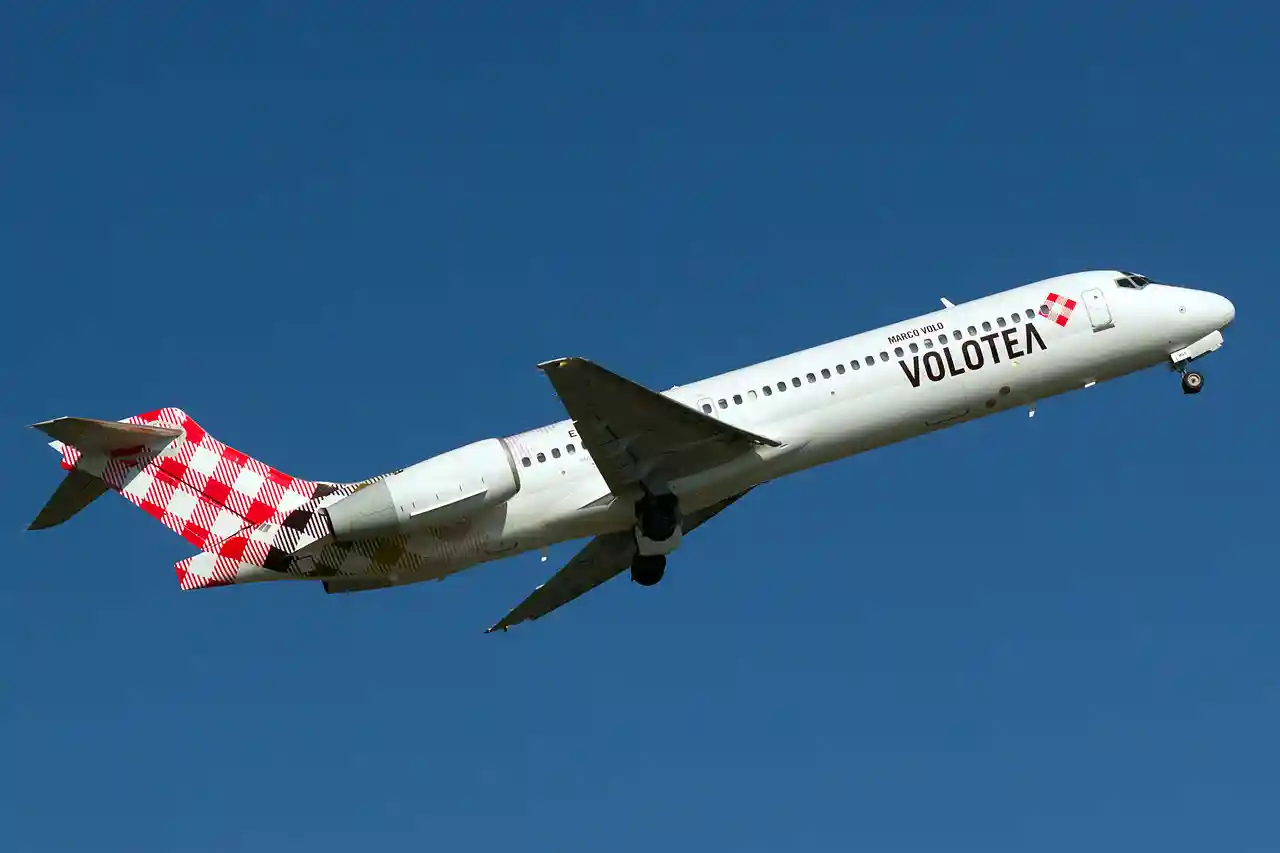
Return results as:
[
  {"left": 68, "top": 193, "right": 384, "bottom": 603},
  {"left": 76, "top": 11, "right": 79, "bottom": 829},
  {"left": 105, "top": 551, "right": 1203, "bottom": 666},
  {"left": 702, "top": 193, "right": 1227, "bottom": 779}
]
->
[{"left": 27, "top": 270, "right": 1235, "bottom": 632}]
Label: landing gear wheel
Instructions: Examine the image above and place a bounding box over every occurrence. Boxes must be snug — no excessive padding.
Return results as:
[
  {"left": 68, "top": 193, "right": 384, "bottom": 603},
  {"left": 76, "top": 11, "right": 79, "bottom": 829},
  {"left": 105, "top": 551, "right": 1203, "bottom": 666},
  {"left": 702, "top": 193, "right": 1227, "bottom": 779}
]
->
[
  {"left": 631, "top": 554, "right": 666, "bottom": 586},
  {"left": 1182, "top": 371, "right": 1204, "bottom": 394}
]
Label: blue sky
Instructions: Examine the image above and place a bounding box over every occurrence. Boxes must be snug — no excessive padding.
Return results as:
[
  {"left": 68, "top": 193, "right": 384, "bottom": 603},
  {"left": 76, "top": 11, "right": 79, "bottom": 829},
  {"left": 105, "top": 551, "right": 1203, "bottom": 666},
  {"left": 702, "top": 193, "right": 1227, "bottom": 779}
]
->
[{"left": 3, "top": 2, "right": 1277, "bottom": 850}]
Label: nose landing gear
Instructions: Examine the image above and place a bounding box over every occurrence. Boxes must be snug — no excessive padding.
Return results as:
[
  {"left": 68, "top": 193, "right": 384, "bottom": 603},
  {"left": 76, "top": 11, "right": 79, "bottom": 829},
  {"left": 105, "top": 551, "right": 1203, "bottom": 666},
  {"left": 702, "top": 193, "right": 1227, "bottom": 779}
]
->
[{"left": 1169, "top": 330, "right": 1223, "bottom": 396}]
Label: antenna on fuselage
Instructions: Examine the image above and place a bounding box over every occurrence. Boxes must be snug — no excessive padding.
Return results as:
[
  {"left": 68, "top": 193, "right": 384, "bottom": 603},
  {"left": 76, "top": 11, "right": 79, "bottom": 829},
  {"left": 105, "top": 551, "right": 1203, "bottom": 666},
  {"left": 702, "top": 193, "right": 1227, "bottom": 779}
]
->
[{"left": 940, "top": 297, "right": 955, "bottom": 308}]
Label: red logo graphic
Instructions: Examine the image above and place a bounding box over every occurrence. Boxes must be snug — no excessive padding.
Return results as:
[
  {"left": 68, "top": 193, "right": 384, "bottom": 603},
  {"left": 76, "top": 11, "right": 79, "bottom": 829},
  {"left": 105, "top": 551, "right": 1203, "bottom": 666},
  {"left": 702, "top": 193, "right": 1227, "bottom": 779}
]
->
[{"left": 1039, "top": 292, "right": 1077, "bottom": 327}]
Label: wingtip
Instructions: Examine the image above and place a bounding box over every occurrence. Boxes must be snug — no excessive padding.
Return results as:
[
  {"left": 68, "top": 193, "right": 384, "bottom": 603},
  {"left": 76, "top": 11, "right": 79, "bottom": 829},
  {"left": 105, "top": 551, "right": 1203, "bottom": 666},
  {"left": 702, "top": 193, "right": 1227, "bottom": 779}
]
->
[
  {"left": 29, "top": 418, "right": 62, "bottom": 436},
  {"left": 537, "top": 357, "right": 586, "bottom": 372}
]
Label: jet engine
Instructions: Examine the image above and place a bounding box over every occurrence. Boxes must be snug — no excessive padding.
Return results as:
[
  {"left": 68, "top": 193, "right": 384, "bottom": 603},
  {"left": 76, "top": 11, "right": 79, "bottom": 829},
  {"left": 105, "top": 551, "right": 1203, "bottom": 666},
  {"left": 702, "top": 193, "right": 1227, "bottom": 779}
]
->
[{"left": 322, "top": 438, "right": 521, "bottom": 542}]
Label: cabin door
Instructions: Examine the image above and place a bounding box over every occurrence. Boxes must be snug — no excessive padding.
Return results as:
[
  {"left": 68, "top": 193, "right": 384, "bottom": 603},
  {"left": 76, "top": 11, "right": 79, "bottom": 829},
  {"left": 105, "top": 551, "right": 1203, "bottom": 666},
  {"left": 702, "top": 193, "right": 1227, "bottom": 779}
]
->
[{"left": 1082, "top": 288, "right": 1114, "bottom": 331}]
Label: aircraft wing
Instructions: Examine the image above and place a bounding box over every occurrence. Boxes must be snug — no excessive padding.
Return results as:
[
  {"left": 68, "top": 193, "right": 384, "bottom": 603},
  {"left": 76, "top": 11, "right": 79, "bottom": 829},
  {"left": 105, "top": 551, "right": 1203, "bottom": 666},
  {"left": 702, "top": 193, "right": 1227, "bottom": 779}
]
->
[
  {"left": 538, "top": 357, "right": 781, "bottom": 499},
  {"left": 486, "top": 489, "right": 751, "bottom": 633}
]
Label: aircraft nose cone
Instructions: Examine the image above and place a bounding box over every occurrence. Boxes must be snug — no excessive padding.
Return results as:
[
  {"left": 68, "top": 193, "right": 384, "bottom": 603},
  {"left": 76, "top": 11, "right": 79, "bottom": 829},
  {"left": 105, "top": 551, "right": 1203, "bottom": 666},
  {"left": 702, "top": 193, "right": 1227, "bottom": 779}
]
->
[
  {"left": 1216, "top": 294, "right": 1236, "bottom": 328},
  {"left": 1184, "top": 290, "right": 1235, "bottom": 330}
]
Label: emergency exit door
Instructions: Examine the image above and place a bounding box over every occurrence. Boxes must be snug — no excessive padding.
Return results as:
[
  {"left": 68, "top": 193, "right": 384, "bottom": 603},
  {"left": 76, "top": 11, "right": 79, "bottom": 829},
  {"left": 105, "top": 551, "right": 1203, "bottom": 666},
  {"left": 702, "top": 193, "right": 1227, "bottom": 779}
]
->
[{"left": 1082, "top": 288, "right": 1114, "bottom": 331}]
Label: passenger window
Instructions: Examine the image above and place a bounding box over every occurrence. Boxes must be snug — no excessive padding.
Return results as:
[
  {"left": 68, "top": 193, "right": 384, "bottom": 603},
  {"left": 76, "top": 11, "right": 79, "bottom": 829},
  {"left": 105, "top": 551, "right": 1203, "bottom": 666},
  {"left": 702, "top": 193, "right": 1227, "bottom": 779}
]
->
[
  {"left": 893, "top": 347, "right": 904, "bottom": 358},
  {"left": 567, "top": 444, "right": 576, "bottom": 454},
  {"left": 864, "top": 356, "right": 875, "bottom": 367},
  {"left": 939, "top": 333, "right": 948, "bottom": 343},
  {"left": 552, "top": 447, "right": 561, "bottom": 459},
  {"left": 851, "top": 360, "right": 861, "bottom": 371},
  {"left": 997, "top": 316, "right": 1006, "bottom": 328},
  {"left": 968, "top": 325, "right": 977, "bottom": 336},
  {"left": 1025, "top": 309, "right": 1035, "bottom": 320},
  {"left": 701, "top": 403, "right": 713, "bottom": 413},
  {"left": 777, "top": 381, "right": 787, "bottom": 392},
  {"left": 821, "top": 368, "right": 831, "bottom": 379},
  {"left": 879, "top": 351, "right": 889, "bottom": 362},
  {"left": 748, "top": 389, "right": 758, "bottom": 400},
  {"left": 718, "top": 399, "right": 728, "bottom": 409},
  {"left": 909, "top": 343, "right": 919, "bottom": 354},
  {"left": 806, "top": 373, "right": 816, "bottom": 383},
  {"left": 733, "top": 394, "right": 743, "bottom": 405},
  {"left": 763, "top": 385, "right": 773, "bottom": 396},
  {"left": 537, "top": 452, "right": 546, "bottom": 463},
  {"left": 836, "top": 363, "right": 845, "bottom": 375},
  {"left": 923, "top": 338, "right": 933, "bottom": 349},
  {"left": 982, "top": 321, "right": 992, "bottom": 332},
  {"left": 522, "top": 457, "right": 532, "bottom": 468},
  {"left": 792, "top": 377, "right": 801, "bottom": 387},
  {"left": 1010, "top": 314, "right": 1020, "bottom": 324}
]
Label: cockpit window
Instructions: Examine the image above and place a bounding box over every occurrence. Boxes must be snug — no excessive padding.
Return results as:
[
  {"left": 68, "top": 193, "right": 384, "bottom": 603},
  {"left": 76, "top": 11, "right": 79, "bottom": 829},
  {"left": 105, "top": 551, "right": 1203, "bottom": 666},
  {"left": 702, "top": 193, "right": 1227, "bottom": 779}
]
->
[{"left": 1116, "top": 271, "right": 1152, "bottom": 289}]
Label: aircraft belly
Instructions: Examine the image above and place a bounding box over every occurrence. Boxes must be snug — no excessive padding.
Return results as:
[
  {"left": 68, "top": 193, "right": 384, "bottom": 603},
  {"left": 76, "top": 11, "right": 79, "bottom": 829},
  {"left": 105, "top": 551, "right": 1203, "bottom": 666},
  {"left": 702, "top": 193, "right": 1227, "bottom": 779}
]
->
[
  {"left": 950, "top": 320, "right": 1173, "bottom": 416},
  {"left": 921, "top": 372, "right": 972, "bottom": 426}
]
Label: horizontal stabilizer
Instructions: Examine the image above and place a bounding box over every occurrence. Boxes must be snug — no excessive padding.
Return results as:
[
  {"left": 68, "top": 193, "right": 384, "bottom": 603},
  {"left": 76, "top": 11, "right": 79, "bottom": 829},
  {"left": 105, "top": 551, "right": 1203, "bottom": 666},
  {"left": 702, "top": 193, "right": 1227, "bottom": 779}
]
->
[
  {"left": 31, "top": 417, "right": 182, "bottom": 453},
  {"left": 27, "top": 417, "right": 183, "bottom": 531},
  {"left": 28, "top": 469, "right": 110, "bottom": 530}
]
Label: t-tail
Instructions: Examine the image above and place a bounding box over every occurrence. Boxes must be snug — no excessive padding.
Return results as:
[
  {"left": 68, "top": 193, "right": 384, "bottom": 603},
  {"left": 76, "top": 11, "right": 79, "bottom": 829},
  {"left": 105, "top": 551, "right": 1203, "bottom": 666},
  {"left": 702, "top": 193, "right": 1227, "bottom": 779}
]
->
[{"left": 28, "top": 408, "right": 358, "bottom": 590}]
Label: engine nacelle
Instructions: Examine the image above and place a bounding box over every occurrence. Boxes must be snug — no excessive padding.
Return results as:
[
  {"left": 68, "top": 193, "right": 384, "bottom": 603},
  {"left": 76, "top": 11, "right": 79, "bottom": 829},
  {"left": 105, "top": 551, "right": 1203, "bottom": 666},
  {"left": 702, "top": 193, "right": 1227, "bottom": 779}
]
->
[{"left": 322, "top": 438, "right": 520, "bottom": 542}]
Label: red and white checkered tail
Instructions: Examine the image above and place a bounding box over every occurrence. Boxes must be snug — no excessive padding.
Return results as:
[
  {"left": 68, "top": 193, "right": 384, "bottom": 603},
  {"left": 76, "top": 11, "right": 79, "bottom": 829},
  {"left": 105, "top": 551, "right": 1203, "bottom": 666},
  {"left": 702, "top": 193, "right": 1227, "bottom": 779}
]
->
[{"left": 28, "top": 408, "right": 348, "bottom": 589}]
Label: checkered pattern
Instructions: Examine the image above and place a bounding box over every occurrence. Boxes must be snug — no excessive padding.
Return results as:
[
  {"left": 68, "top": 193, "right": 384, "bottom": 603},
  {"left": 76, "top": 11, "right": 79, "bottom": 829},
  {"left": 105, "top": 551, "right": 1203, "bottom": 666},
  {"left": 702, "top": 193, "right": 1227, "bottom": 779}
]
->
[
  {"left": 174, "top": 526, "right": 447, "bottom": 591},
  {"left": 55, "top": 407, "right": 374, "bottom": 590},
  {"left": 170, "top": 483, "right": 501, "bottom": 590},
  {"left": 1038, "top": 292, "right": 1077, "bottom": 327}
]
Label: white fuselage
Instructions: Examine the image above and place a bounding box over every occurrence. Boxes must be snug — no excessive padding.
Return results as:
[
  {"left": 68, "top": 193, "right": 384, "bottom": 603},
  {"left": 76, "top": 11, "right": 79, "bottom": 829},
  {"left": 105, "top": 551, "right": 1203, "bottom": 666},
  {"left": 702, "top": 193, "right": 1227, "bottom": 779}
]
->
[{"left": 394, "top": 270, "right": 1234, "bottom": 581}]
